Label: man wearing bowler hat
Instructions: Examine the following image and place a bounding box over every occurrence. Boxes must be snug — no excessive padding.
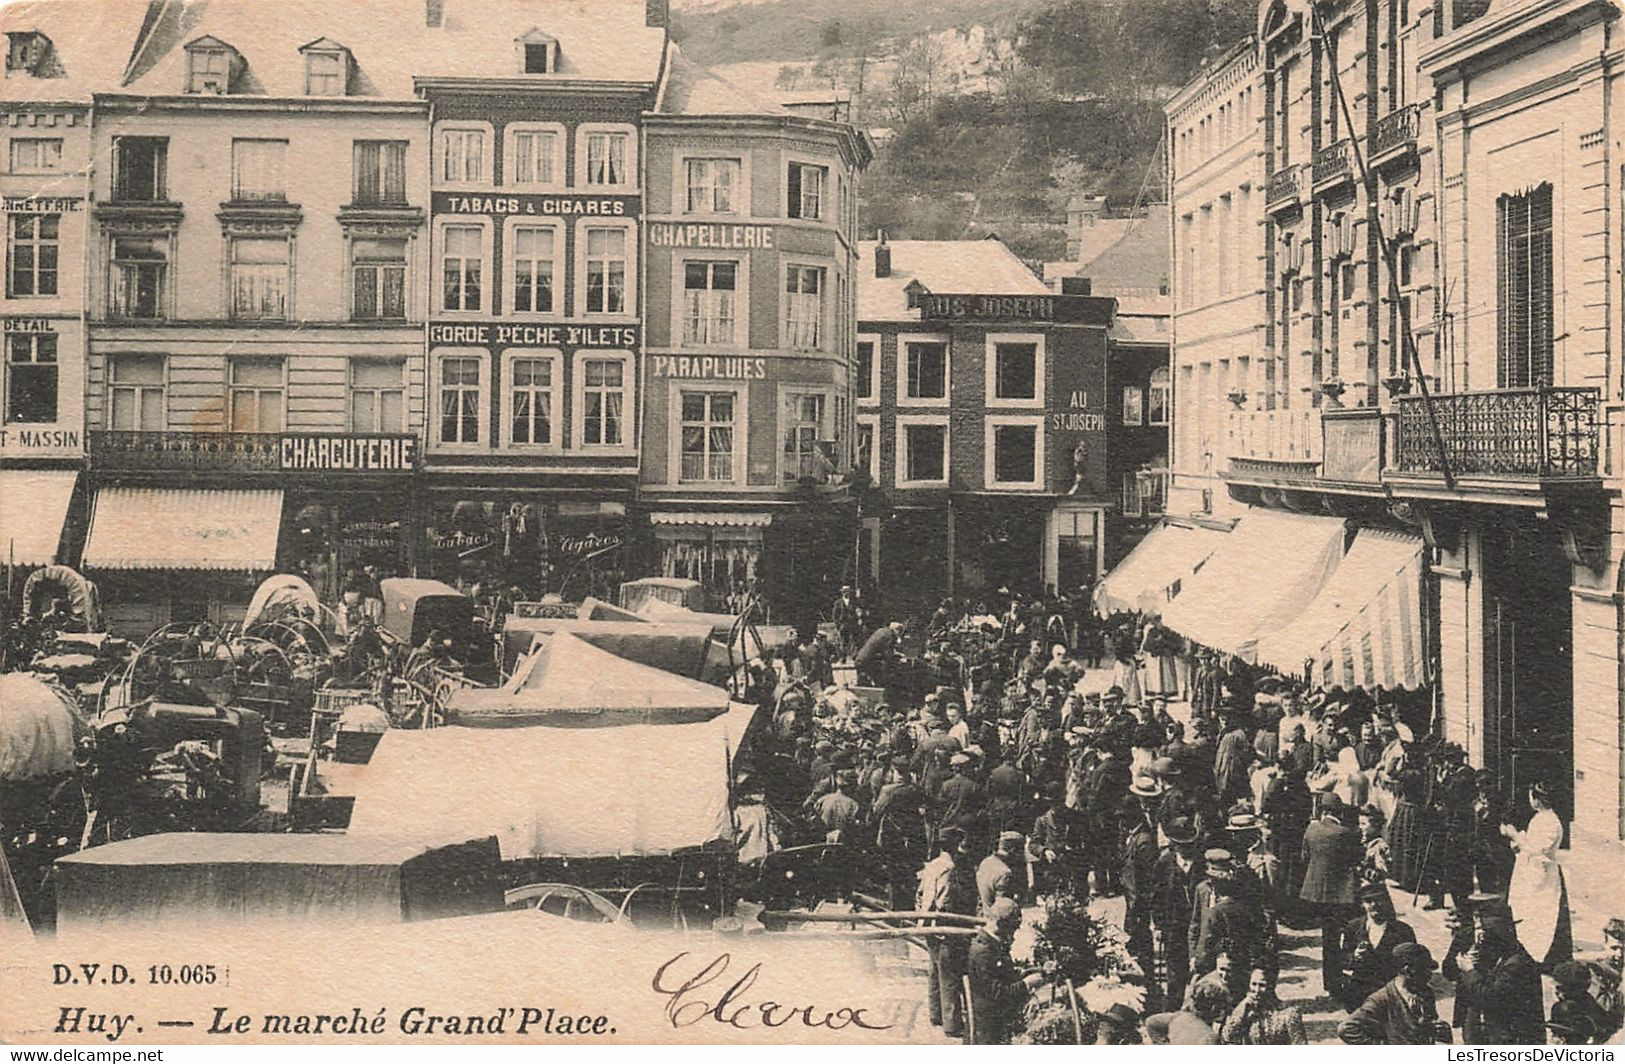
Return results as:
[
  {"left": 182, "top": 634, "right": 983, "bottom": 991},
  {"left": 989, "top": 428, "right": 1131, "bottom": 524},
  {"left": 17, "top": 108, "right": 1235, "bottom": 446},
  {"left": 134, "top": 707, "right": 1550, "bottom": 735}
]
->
[
  {"left": 1301, "top": 792, "right": 1363, "bottom": 998},
  {"left": 1188, "top": 848, "right": 1263, "bottom": 1000},
  {"left": 1453, "top": 895, "right": 1544, "bottom": 1045},
  {"left": 1338, "top": 942, "right": 1452, "bottom": 1044},
  {"left": 1340, "top": 881, "right": 1417, "bottom": 1010},
  {"left": 1151, "top": 816, "right": 1204, "bottom": 1008},
  {"left": 1122, "top": 772, "right": 1164, "bottom": 977}
]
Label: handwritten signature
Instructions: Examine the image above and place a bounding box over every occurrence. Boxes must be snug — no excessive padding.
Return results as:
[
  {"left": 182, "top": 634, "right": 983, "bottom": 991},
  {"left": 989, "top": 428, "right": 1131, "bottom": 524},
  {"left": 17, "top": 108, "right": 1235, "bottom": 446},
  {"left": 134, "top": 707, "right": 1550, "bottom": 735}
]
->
[{"left": 651, "top": 952, "right": 893, "bottom": 1032}]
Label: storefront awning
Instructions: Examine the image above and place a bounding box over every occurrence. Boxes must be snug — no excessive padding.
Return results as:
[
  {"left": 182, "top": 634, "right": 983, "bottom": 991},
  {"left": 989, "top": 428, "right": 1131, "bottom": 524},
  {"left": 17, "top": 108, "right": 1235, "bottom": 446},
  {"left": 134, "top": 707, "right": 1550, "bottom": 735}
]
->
[
  {"left": 1093, "top": 522, "right": 1229, "bottom": 617},
  {"left": 1160, "top": 508, "right": 1346, "bottom": 663},
  {"left": 82, "top": 488, "right": 283, "bottom": 571},
  {"left": 1256, "top": 529, "right": 1425, "bottom": 690},
  {"left": 650, "top": 511, "right": 772, "bottom": 528},
  {"left": 0, "top": 471, "right": 76, "bottom": 567}
]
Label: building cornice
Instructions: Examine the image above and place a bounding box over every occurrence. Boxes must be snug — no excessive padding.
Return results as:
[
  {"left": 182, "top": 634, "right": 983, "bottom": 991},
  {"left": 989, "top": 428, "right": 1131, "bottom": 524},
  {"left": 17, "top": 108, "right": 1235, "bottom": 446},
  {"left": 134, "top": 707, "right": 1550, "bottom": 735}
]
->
[
  {"left": 1419, "top": 0, "right": 1618, "bottom": 80},
  {"left": 93, "top": 93, "right": 425, "bottom": 115},
  {"left": 644, "top": 112, "right": 873, "bottom": 170},
  {"left": 1167, "top": 37, "right": 1261, "bottom": 120},
  {"left": 413, "top": 76, "right": 654, "bottom": 95}
]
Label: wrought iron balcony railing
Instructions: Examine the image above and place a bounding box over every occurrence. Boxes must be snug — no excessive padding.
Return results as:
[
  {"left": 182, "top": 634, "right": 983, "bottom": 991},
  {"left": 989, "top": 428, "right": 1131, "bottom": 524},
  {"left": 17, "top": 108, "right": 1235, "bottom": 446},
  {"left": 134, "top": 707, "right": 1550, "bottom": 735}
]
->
[
  {"left": 1373, "top": 103, "right": 1422, "bottom": 160},
  {"left": 1266, "top": 165, "right": 1302, "bottom": 209},
  {"left": 90, "top": 430, "right": 282, "bottom": 473},
  {"left": 1393, "top": 387, "right": 1601, "bottom": 479},
  {"left": 1313, "top": 140, "right": 1355, "bottom": 188}
]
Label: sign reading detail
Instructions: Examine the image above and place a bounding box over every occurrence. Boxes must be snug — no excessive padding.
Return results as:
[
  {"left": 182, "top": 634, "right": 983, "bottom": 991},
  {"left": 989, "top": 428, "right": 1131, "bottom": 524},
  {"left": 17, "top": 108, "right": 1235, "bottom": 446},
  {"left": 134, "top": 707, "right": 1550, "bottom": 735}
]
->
[
  {"left": 279, "top": 435, "right": 417, "bottom": 473},
  {"left": 429, "top": 323, "right": 638, "bottom": 349},
  {"left": 648, "top": 223, "right": 774, "bottom": 249},
  {"left": 920, "top": 292, "right": 1110, "bottom": 324},
  {"left": 3, "top": 318, "right": 57, "bottom": 333},
  {"left": 649, "top": 355, "right": 767, "bottom": 380}
]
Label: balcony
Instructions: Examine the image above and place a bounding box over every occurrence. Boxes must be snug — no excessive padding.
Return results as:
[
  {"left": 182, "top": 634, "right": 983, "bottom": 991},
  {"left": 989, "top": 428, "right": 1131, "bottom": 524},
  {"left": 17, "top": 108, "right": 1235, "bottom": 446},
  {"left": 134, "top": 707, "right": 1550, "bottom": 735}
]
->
[
  {"left": 1312, "top": 140, "right": 1355, "bottom": 196},
  {"left": 1372, "top": 103, "right": 1422, "bottom": 169},
  {"left": 1391, "top": 387, "right": 1602, "bottom": 497},
  {"left": 1224, "top": 407, "right": 1322, "bottom": 484},
  {"left": 1266, "top": 165, "right": 1304, "bottom": 216},
  {"left": 90, "top": 430, "right": 282, "bottom": 474}
]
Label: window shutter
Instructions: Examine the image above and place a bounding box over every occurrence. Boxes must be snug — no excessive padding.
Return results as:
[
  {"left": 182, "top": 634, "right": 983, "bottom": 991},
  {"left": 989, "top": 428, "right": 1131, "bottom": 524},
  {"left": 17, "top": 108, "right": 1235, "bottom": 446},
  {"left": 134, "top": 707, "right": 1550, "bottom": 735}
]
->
[
  {"left": 355, "top": 141, "right": 379, "bottom": 203},
  {"left": 787, "top": 165, "right": 802, "bottom": 219}
]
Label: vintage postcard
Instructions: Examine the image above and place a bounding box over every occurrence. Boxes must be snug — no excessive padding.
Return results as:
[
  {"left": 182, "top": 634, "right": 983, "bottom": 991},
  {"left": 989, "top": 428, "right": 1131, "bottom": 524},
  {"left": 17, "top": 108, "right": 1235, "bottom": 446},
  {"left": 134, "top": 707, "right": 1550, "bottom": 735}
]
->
[{"left": 1, "top": 0, "right": 1622, "bottom": 1049}]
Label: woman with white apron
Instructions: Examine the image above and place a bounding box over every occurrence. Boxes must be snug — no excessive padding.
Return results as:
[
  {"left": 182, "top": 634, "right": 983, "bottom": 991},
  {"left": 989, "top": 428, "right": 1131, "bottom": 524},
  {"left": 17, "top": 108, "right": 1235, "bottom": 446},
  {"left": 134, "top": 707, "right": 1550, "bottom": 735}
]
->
[{"left": 1503, "top": 780, "right": 1573, "bottom": 969}]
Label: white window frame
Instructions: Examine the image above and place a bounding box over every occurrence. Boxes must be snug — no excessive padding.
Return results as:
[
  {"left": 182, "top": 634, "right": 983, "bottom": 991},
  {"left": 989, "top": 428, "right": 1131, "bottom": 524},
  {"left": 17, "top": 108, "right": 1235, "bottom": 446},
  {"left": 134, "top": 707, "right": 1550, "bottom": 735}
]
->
[
  {"left": 347, "top": 233, "right": 411, "bottom": 322},
  {"left": 502, "top": 121, "right": 565, "bottom": 191},
  {"left": 186, "top": 45, "right": 232, "bottom": 94},
  {"left": 782, "top": 259, "right": 828, "bottom": 351},
  {"left": 502, "top": 216, "right": 563, "bottom": 318},
  {"left": 226, "top": 356, "right": 286, "bottom": 433},
  {"left": 501, "top": 348, "right": 564, "bottom": 453},
  {"left": 107, "top": 353, "right": 167, "bottom": 432},
  {"left": 433, "top": 121, "right": 493, "bottom": 190},
  {"left": 854, "top": 413, "right": 880, "bottom": 481},
  {"left": 984, "top": 415, "right": 1046, "bottom": 492},
  {"left": 1122, "top": 385, "right": 1144, "bottom": 426},
  {"left": 347, "top": 358, "right": 407, "bottom": 434},
  {"left": 304, "top": 49, "right": 347, "bottom": 96},
  {"left": 231, "top": 137, "right": 289, "bottom": 202},
  {"left": 784, "top": 154, "right": 830, "bottom": 222},
  {"left": 571, "top": 349, "right": 635, "bottom": 453},
  {"left": 855, "top": 332, "right": 881, "bottom": 405},
  {"left": 985, "top": 331, "right": 1046, "bottom": 409},
  {"left": 431, "top": 348, "right": 488, "bottom": 452},
  {"left": 574, "top": 219, "right": 636, "bottom": 318},
  {"left": 8, "top": 137, "right": 63, "bottom": 174},
  {"left": 1148, "top": 367, "right": 1171, "bottom": 427},
  {"left": 225, "top": 233, "right": 294, "bottom": 321},
  {"left": 896, "top": 413, "right": 950, "bottom": 488},
  {"left": 778, "top": 385, "right": 836, "bottom": 486},
  {"left": 674, "top": 254, "right": 748, "bottom": 349},
  {"left": 898, "top": 332, "right": 950, "bottom": 407},
  {"left": 669, "top": 382, "right": 747, "bottom": 486},
  {"left": 575, "top": 123, "right": 636, "bottom": 190},
  {"left": 676, "top": 153, "right": 749, "bottom": 216},
  {"left": 434, "top": 217, "right": 491, "bottom": 317}
]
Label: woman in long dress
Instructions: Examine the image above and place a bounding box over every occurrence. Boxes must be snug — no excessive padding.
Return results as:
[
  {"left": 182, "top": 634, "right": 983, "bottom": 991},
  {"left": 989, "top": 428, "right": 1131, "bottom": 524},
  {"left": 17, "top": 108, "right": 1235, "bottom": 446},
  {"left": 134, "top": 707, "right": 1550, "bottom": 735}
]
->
[{"left": 1503, "top": 780, "right": 1573, "bottom": 969}]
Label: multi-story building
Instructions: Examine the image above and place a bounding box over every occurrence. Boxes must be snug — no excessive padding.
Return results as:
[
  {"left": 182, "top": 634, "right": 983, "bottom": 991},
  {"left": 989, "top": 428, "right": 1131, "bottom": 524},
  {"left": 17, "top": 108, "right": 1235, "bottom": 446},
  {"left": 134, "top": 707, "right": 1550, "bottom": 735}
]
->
[
  {"left": 415, "top": 1, "right": 667, "bottom": 603},
  {"left": 79, "top": 1, "right": 430, "bottom": 631},
  {"left": 1165, "top": 38, "right": 1264, "bottom": 528},
  {"left": 856, "top": 236, "right": 1117, "bottom": 616},
  {"left": 636, "top": 53, "right": 871, "bottom": 624},
  {"left": 1, "top": 1, "right": 147, "bottom": 578},
  {"left": 1152, "top": 0, "right": 1625, "bottom": 868}
]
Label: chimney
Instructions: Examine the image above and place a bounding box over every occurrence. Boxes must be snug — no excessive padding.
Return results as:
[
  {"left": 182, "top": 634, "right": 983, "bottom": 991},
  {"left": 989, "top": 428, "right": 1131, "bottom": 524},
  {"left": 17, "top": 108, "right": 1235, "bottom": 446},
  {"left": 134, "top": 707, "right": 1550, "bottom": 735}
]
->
[
  {"left": 425, "top": 0, "right": 444, "bottom": 27},
  {"left": 874, "top": 230, "right": 891, "bottom": 279},
  {"left": 646, "top": 0, "right": 668, "bottom": 28},
  {"left": 1062, "top": 276, "right": 1091, "bottom": 296}
]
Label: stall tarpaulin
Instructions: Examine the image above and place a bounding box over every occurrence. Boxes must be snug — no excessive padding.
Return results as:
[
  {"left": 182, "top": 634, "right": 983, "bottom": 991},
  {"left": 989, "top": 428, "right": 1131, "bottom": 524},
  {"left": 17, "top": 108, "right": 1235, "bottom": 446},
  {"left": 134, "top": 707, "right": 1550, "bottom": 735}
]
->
[
  {"left": 52, "top": 833, "right": 503, "bottom": 931},
  {"left": 1092, "top": 522, "right": 1229, "bottom": 617},
  {"left": 241, "top": 574, "right": 321, "bottom": 630},
  {"left": 496, "top": 619, "right": 717, "bottom": 680},
  {"left": 1256, "top": 529, "right": 1426, "bottom": 690},
  {"left": 1159, "top": 508, "right": 1347, "bottom": 662},
  {"left": 345, "top": 701, "right": 759, "bottom": 860}
]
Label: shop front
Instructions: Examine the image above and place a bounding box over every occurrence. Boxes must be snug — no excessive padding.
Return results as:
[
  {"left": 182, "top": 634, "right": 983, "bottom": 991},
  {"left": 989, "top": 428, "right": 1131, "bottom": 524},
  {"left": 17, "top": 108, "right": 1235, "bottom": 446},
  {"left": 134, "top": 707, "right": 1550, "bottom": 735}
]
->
[{"left": 424, "top": 491, "right": 628, "bottom": 604}]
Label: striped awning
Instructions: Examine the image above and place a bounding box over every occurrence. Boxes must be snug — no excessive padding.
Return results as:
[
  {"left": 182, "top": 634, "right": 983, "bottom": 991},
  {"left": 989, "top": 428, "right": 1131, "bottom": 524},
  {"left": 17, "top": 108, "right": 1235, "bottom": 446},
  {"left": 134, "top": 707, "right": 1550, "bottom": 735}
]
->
[
  {"left": 1160, "top": 508, "right": 1347, "bottom": 663},
  {"left": 650, "top": 511, "right": 772, "bottom": 528},
  {"left": 0, "top": 470, "right": 76, "bottom": 567},
  {"left": 1257, "top": 529, "right": 1425, "bottom": 691},
  {"left": 82, "top": 488, "right": 283, "bottom": 571},
  {"left": 1093, "top": 522, "right": 1229, "bottom": 617}
]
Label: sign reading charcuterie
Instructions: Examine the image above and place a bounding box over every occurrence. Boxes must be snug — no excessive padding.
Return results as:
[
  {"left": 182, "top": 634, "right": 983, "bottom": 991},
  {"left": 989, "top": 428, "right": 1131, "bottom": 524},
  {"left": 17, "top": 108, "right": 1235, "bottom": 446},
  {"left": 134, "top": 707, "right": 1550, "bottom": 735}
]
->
[{"left": 279, "top": 434, "right": 417, "bottom": 473}]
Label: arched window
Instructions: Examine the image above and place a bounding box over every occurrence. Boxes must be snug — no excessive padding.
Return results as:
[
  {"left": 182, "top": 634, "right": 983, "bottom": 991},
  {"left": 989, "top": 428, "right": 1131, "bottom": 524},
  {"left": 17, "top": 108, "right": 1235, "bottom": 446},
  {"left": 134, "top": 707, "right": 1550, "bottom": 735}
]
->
[{"left": 1148, "top": 367, "right": 1171, "bottom": 426}]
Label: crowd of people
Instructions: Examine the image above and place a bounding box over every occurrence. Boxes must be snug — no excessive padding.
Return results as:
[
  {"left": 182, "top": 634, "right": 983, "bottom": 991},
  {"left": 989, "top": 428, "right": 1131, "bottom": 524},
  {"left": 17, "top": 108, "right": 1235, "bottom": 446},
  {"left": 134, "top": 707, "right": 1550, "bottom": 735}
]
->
[{"left": 737, "top": 591, "right": 1624, "bottom": 1045}]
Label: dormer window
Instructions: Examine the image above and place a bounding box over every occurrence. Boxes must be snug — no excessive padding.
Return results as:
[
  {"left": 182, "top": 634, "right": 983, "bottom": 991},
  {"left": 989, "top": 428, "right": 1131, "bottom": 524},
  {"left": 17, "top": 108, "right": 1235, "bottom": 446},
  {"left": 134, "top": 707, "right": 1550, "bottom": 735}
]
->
[
  {"left": 184, "top": 37, "right": 239, "bottom": 94},
  {"left": 300, "top": 38, "right": 351, "bottom": 96},
  {"left": 515, "top": 29, "right": 558, "bottom": 75},
  {"left": 5, "top": 31, "right": 51, "bottom": 76}
]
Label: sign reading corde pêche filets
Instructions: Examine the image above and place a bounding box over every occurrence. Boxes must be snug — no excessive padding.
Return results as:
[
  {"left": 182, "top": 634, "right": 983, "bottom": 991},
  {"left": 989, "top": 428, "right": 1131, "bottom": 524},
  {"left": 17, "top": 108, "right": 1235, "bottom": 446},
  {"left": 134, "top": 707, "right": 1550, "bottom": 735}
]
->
[{"left": 278, "top": 434, "right": 417, "bottom": 473}]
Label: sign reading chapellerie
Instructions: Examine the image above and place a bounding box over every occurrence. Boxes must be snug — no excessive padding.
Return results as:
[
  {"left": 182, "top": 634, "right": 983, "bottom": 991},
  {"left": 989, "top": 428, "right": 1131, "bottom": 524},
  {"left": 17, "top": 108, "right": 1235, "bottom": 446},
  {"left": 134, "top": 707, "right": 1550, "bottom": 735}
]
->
[
  {"left": 279, "top": 434, "right": 417, "bottom": 473},
  {"left": 648, "top": 222, "right": 775, "bottom": 249},
  {"left": 919, "top": 292, "right": 1110, "bottom": 324}
]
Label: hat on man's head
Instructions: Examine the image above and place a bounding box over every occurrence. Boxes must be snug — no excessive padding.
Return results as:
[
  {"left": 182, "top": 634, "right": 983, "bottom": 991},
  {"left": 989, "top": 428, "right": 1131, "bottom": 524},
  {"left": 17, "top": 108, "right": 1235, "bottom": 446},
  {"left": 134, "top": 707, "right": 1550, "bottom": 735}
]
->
[
  {"left": 1165, "top": 817, "right": 1198, "bottom": 844},
  {"left": 1358, "top": 882, "right": 1391, "bottom": 904},
  {"left": 1391, "top": 942, "right": 1437, "bottom": 973},
  {"left": 997, "top": 830, "right": 1026, "bottom": 852},
  {"left": 1130, "top": 774, "right": 1166, "bottom": 798},
  {"left": 814, "top": 740, "right": 835, "bottom": 756},
  {"left": 938, "top": 826, "right": 967, "bottom": 852},
  {"left": 1551, "top": 961, "right": 1593, "bottom": 991},
  {"left": 1604, "top": 916, "right": 1625, "bottom": 942},
  {"left": 949, "top": 752, "right": 972, "bottom": 767},
  {"left": 1204, "top": 849, "right": 1236, "bottom": 876},
  {"left": 1150, "top": 756, "right": 1182, "bottom": 778},
  {"left": 1225, "top": 812, "right": 1261, "bottom": 833}
]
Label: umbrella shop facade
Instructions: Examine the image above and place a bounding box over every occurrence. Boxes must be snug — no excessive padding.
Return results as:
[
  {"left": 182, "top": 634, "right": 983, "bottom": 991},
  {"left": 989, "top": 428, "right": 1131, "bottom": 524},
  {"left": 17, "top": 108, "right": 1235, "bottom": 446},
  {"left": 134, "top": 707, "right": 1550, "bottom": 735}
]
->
[
  {"left": 856, "top": 237, "right": 1117, "bottom": 617},
  {"left": 413, "top": 6, "right": 670, "bottom": 601},
  {"left": 632, "top": 57, "right": 872, "bottom": 627}
]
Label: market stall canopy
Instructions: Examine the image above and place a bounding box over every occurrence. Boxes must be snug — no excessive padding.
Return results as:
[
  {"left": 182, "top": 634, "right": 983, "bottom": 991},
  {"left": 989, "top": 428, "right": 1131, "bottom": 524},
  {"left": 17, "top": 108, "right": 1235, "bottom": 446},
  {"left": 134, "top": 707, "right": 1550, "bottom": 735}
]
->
[
  {"left": 1255, "top": 529, "right": 1426, "bottom": 690},
  {"left": 53, "top": 833, "right": 502, "bottom": 931},
  {"left": 346, "top": 701, "right": 759, "bottom": 860},
  {"left": 81, "top": 488, "right": 283, "bottom": 571},
  {"left": 0, "top": 470, "right": 76, "bottom": 567},
  {"left": 0, "top": 673, "right": 82, "bottom": 782},
  {"left": 576, "top": 597, "right": 644, "bottom": 623},
  {"left": 1093, "top": 522, "right": 1230, "bottom": 617},
  {"left": 1160, "top": 508, "right": 1347, "bottom": 663},
  {"left": 636, "top": 598, "right": 796, "bottom": 654},
  {"left": 450, "top": 630, "right": 728, "bottom": 726},
  {"left": 21, "top": 565, "right": 102, "bottom": 631},
  {"left": 242, "top": 574, "right": 321, "bottom": 630},
  {"left": 499, "top": 617, "right": 714, "bottom": 676}
]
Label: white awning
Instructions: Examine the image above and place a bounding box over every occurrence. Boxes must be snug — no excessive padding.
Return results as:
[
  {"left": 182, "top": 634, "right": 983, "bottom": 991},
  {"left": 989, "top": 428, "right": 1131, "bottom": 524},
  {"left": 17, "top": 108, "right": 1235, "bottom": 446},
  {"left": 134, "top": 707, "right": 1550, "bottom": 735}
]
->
[
  {"left": 82, "top": 488, "right": 283, "bottom": 571},
  {"left": 650, "top": 511, "right": 772, "bottom": 528},
  {"left": 0, "top": 471, "right": 76, "bottom": 567},
  {"left": 1093, "top": 522, "right": 1229, "bottom": 617},
  {"left": 1256, "top": 529, "right": 1426, "bottom": 690},
  {"left": 1160, "top": 508, "right": 1347, "bottom": 662}
]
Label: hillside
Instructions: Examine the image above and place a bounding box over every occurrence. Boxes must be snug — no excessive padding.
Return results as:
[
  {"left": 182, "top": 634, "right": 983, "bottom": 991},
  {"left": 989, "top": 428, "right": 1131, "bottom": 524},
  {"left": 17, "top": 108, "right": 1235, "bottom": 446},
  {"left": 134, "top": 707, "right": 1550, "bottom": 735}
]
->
[{"left": 669, "top": 0, "right": 1015, "bottom": 67}]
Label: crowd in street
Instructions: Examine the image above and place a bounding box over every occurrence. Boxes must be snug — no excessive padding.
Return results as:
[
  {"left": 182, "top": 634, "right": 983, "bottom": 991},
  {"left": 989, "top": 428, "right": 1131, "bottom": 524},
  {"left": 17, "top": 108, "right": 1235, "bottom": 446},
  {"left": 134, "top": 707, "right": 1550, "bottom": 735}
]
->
[{"left": 741, "top": 590, "right": 1624, "bottom": 1045}]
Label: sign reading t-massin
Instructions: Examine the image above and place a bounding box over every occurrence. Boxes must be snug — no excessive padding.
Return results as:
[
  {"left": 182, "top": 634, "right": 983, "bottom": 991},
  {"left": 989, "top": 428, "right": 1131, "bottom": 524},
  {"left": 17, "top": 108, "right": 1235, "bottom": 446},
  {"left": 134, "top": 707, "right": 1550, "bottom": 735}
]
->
[
  {"left": 919, "top": 292, "right": 1113, "bottom": 325},
  {"left": 648, "top": 222, "right": 775, "bottom": 249},
  {"left": 279, "top": 434, "right": 417, "bottom": 473}
]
